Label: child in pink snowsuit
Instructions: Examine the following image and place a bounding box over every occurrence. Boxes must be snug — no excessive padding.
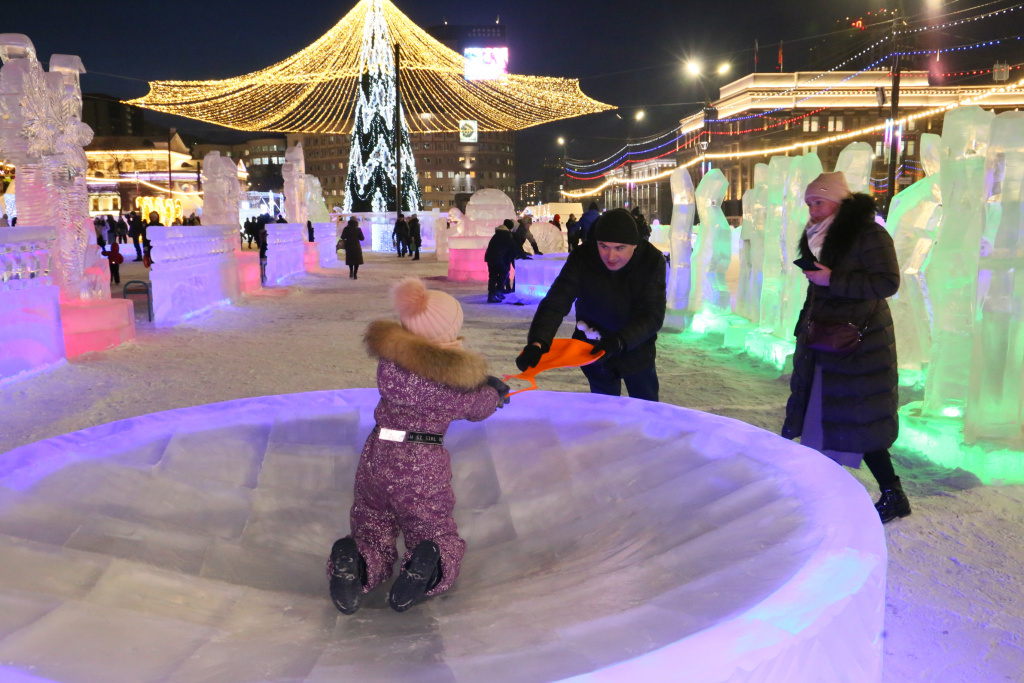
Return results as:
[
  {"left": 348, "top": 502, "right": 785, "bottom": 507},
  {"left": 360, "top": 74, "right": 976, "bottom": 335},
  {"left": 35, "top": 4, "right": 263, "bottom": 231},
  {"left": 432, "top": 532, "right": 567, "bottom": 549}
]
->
[{"left": 328, "top": 277, "right": 509, "bottom": 614}]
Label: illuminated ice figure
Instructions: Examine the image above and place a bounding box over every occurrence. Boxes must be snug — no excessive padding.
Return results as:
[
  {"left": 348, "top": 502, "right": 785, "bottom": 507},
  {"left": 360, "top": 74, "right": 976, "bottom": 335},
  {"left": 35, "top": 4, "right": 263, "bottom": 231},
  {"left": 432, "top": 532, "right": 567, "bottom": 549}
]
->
[
  {"left": 448, "top": 190, "right": 515, "bottom": 282},
  {"left": 691, "top": 169, "right": 732, "bottom": 314},
  {"left": 736, "top": 163, "right": 768, "bottom": 322},
  {"left": 530, "top": 222, "right": 567, "bottom": 254},
  {"left": 666, "top": 166, "right": 696, "bottom": 311},
  {"left": 305, "top": 174, "right": 331, "bottom": 224},
  {"left": 757, "top": 156, "right": 794, "bottom": 335},
  {"left": 447, "top": 207, "right": 466, "bottom": 236},
  {"left": 921, "top": 105, "right": 995, "bottom": 418},
  {"left": 834, "top": 141, "right": 875, "bottom": 194},
  {"left": 965, "top": 111, "right": 1024, "bottom": 444},
  {"left": 0, "top": 35, "right": 94, "bottom": 300},
  {"left": 200, "top": 151, "right": 240, "bottom": 228},
  {"left": 778, "top": 153, "right": 823, "bottom": 337},
  {"left": 462, "top": 189, "right": 517, "bottom": 237},
  {"left": 282, "top": 143, "right": 307, "bottom": 225},
  {"left": 887, "top": 133, "right": 943, "bottom": 374}
]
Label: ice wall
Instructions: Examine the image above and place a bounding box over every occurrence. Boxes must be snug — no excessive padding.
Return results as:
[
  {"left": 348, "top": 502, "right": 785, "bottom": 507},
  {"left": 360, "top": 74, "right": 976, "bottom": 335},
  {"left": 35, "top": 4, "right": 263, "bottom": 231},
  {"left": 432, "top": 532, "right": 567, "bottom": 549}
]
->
[
  {"left": 0, "top": 225, "right": 65, "bottom": 382},
  {"left": 265, "top": 223, "right": 306, "bottom": 285},
  {"left": 778, "top": 154, "right": 823, "bottom": 338},
  {"left": 315, "top": 221, "right": 340, "bottom": 268},
  {"left": 148, "top": 224, "right": 240, "bottom": 326},
  {"left": 691, "top": 169, "right": 732, "bottom": 314},
  {"left": 921, "top": 105, "right": 995, "bottom": 418},
  {"left": 667, "top": 166, "right": 696, "bottom": 312}
]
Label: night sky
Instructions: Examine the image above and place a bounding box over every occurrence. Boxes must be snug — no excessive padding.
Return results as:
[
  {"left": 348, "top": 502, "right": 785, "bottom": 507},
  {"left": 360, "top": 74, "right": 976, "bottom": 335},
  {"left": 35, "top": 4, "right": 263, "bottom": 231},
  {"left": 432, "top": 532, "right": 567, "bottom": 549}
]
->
[{"left": 2, "top": 0, "right": 1011, "bottom": 179}]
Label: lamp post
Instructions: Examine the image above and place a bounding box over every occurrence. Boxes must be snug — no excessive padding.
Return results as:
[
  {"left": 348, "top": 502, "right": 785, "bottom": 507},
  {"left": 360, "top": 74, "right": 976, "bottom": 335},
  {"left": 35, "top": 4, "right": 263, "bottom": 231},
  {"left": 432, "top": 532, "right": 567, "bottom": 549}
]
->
[
  {"left": 627, "top": 110, "right": 644, "bottom": 209},
  {"left": 685, "top": 61, "right": 730, "bottom": 176},
  {"left": 557, "top": 137, "right": 566, "bottom": 201}
]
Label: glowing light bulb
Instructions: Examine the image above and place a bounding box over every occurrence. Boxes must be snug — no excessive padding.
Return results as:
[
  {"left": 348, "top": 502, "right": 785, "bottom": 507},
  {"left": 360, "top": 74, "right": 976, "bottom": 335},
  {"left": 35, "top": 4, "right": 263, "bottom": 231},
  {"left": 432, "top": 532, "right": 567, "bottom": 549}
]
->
[{"left": 686, "top": 61, "right": 701, "bottom": 76}]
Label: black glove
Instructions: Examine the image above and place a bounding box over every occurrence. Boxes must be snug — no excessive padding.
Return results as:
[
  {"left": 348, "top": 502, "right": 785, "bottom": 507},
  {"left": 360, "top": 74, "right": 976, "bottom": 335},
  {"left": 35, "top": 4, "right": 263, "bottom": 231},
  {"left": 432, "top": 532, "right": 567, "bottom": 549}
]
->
[
  {"left": 589, "top": 335, "right": 623, "bottom": 359},
  {"left": 515, "top": 344, "right": 543, "bottom": 371},
  {"left": 484, "top": 375, "right": 511, "bottom": 408}
]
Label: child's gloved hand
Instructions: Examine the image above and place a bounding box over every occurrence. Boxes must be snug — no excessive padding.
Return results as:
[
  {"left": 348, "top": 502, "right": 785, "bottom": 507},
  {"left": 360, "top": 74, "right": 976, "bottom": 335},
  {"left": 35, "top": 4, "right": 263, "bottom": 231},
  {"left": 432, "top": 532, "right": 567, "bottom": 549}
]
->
[
  {"left": 484, "top": 375, "right": 511, "bottom": 408},
  {"left": 515, "top": 344, "right": 543, "bottom": 371}
]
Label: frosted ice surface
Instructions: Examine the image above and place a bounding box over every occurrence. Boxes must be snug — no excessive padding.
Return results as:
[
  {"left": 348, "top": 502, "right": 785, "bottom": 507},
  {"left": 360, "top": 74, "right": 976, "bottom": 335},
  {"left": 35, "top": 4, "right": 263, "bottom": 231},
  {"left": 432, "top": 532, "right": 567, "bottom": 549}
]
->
[
  {"left": 692, "top": 169, "right": 733, "bottom": 314},
  {"left": 757, "top": 155, "right": 794, "bottom": 336},
  {"left": 834, "top": 141, "right": 875, "bottom": 194},
  {"left": 462, "top": 189, "right": 517, "bottom": 237},
  {"left": 0, "top": 389, "right": 885, "bottom": 682},
  {"left": 778, "top": 153, "right": 823, "bottom": 338}
]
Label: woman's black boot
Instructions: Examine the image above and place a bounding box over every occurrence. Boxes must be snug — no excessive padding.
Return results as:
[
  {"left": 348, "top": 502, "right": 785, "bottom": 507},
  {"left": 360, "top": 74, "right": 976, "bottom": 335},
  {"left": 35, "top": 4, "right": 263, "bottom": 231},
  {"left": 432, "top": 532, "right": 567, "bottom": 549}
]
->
[
  {"left": 328, "top": 537, "right": 367, "bottom": 614},
  {"left": 875, "top": 478, "right": 911, "bottom": 523}
]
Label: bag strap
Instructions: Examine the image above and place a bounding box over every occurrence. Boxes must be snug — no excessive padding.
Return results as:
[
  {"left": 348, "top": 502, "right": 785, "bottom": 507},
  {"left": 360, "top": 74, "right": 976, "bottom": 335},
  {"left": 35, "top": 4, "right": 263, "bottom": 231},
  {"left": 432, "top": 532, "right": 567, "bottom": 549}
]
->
[{"left": 808, "top": 285, "right": 881, "bottom": 331}]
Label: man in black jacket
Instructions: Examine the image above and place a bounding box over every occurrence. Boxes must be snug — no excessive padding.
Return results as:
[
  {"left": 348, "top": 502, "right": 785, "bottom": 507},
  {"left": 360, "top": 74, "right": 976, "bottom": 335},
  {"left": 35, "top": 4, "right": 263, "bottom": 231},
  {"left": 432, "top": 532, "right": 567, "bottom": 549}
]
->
[
  {"left": 515, "top": 209, "right": 666, "bottom": 401},
  {"left": 485, "top": 219, "right": 528, "bottom": 303}
]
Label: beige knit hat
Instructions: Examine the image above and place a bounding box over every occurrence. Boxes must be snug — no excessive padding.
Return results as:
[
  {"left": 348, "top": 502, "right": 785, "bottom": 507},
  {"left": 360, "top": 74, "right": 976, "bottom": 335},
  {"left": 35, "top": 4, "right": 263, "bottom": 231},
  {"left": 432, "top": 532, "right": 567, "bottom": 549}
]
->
[
  {"left": 805, "top": 172, "right": 852, "bottom": 203},
  {"left": 392, "top": 277, "right": 464, "bottom": 348}
]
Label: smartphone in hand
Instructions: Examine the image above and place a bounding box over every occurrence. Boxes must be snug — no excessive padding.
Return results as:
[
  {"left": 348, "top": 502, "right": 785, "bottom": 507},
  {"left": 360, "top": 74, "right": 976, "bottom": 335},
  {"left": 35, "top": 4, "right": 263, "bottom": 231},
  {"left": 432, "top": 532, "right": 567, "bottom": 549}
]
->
[{"left": 793, "top": 257, "right": 821, "bottom": 271}]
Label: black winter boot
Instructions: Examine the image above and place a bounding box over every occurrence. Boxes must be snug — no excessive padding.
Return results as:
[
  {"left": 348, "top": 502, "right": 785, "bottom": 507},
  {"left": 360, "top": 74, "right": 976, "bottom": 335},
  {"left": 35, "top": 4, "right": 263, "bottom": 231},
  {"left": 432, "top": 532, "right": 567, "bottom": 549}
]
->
[
  {"left": 875, "top": 479, "right": 911, "bottom": 523},
  {"left": 388, "top": 540, "right": 442, "bottom": 613},
  {"left": 328, "top": 537, "right": 367, "bottom": 614}
]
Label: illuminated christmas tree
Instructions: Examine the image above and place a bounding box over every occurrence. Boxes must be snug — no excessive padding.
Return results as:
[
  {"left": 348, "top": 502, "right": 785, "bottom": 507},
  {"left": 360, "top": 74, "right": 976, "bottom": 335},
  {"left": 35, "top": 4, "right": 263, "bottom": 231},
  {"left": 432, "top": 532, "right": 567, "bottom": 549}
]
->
[{"left": 343, "top": 1, "right": 420, "bottom": 213}]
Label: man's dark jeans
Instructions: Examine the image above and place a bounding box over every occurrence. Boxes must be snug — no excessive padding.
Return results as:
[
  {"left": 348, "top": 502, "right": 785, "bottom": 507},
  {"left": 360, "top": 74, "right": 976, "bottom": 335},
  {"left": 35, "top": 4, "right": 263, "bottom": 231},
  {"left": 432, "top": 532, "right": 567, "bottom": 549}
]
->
[{"left": 581, "top": 361, "right": 659, "bottom": 402}]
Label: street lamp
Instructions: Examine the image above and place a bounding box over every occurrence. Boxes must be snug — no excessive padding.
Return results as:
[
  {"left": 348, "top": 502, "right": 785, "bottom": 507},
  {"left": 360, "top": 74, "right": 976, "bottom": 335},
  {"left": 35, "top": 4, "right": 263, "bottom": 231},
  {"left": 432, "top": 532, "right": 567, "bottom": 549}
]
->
[
  {"left": 627, "top": 110, "right": 645, "bottom": 209},
  {"left": 557, "top": 137, "right": 566, "bottom": 199}
]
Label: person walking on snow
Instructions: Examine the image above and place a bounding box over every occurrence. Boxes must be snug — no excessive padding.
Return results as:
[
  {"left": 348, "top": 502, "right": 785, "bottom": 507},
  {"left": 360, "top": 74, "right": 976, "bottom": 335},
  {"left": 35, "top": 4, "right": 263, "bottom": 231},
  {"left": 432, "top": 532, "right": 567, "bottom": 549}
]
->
[
  {"left": 340, "top": 216, "right": 364, "bottom": 279},
  {"left": 782, "top": 172, "right": 910, "bottom": 524},
  {"left": 328, "top": 278, "right": 510, "bottom": 614}
]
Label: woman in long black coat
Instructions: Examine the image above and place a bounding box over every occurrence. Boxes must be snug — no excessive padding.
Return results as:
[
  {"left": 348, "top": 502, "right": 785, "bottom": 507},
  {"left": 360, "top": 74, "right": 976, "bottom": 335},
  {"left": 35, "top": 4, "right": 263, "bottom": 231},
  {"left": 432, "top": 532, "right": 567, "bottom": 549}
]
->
[
  {"left": 340, "top": 217, "right": 364, "bottom": 279},
  {"left": 782, "top": 172, "right": 910, "bottom": 523}
]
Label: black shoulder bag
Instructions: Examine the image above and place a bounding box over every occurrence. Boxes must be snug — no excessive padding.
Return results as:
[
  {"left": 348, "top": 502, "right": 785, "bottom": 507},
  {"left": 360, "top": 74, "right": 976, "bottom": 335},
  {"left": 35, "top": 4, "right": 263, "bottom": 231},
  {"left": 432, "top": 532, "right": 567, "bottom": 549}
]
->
[{"left": 803, "top": 288, "right": 879, "bottom": 355}]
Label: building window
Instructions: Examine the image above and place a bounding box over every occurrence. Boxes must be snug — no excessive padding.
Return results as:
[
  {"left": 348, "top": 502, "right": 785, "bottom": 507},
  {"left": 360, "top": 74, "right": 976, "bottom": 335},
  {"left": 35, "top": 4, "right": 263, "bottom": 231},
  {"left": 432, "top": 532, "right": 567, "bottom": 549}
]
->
[
  {"left": 875, "top": 141, "right": 883, "bottom": 156},
  {"left": 424, "top": 171, "right": 432, "bottom": 178},
  {"left": 810, "top": 118, "right": 819, "bottom": 132},
  {"left": 803, "top": 118, "right": 810, "bottom": 132},
  {"left": 448, "top": 171, "right": 455, "bottom": 178},
  {"left": 907, "top": 140, "right": 915, "bottom": 156}
]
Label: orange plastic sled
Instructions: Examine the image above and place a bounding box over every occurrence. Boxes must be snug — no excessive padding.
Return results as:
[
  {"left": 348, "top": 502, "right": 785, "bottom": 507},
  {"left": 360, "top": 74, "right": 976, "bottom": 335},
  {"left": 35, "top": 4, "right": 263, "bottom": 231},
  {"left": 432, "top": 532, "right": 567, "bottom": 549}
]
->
[{"left": 503, "top": 338, "right": 604, "bottom": 396}]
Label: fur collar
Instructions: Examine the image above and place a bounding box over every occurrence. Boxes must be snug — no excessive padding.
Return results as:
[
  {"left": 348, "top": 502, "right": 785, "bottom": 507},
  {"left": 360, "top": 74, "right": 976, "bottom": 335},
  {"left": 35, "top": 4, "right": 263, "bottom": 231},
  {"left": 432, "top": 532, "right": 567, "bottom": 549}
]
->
[
  {"left": 364, "top": 319, "right": 488, "bottom": 390},
  {"left": 799, "top": 193, "right": 877, "bottom": 267}
]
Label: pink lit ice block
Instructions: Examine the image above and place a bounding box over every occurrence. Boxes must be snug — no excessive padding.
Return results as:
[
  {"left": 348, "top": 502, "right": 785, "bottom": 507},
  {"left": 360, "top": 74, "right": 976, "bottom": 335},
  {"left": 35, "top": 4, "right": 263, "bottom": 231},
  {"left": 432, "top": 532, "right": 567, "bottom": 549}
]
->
[
  {"left": 447, "top": 236, "right": 490, "bottom": 282},
  {"left": 0, "top": 284, "right": 66, "bottom": 383},
  {"left": 514, "top": 253, "right": 568, "bottom": 299},
  {"left": 0, "top": 390, "right": 884, "bottom": 683},
  {"left": 303, "top": 242, "right": 319, "bottom": 272},
  {"left": 236, "top": 252, "right": 262, "bottom": 294},
  {"left": 59, "top": 297, "right": 135, "bottom": 358}
]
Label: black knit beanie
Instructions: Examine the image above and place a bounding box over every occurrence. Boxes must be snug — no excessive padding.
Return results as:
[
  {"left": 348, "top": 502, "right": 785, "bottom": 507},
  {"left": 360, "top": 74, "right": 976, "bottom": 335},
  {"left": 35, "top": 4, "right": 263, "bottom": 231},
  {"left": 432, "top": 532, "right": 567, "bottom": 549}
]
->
[
  {"left": 502, "top": 219, "right": 515, "bottom": 229},
  {"left": 591, "top": 208, "right": 639, "bottom": 245}
]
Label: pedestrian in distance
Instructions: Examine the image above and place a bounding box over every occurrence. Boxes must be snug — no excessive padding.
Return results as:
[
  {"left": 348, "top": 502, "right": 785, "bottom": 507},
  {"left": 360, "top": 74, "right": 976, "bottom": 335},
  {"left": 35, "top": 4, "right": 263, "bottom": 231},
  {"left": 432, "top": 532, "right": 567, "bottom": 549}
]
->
[
  {"left": 484, "top": 219, "right": 528, "bottom": 303},
  {"left": 128, "top": 211, "right": 144, "bottom": 261},
  {"left": 781, "top": 171, "right": 909, "bottom": 524},
  {"left": 514, "top": 215, "right": 542, "bottom": 255},
  {"left": 576, "top": 201, "right": 601, "bottom": 243},
  {"left": 340, "top": 216, "right": 364, "bottom": 279},
  {"left": 327, "top": 277, "right": 510, "bottom": 615},
  {"left": 394, "top": 213, "right": 411, "bottom": 257},
  {"left": 101, "top": 241, "right": 124, "bottom": 285},
  {"left": 516, "top": 208, "right": 666, "bottom": 401},
  {"left": 307, "top": 220, "right": 315, "bottom": 243},
  {"left": 566, "top": 213, "right": 580, "bottom": 253},
  {"left": 408, "top": 214, "right": 422, "bottom": 260}
]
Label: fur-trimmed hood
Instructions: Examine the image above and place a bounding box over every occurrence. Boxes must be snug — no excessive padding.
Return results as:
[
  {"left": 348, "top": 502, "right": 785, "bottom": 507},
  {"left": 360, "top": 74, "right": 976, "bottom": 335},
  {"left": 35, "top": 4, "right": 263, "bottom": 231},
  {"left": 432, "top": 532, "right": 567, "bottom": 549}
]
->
[
  {"left": 799, "top": 192, "right": 878, "bottom": 267},
  {"left": 364, "top": 319, "right": 488, "bottom": 391}
]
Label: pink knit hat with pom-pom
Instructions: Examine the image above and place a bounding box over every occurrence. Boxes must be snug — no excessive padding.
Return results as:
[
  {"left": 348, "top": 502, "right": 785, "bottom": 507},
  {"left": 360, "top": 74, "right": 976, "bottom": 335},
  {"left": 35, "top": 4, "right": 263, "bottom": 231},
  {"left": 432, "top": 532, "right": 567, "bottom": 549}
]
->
[{"left": 392, "top": 277, "right": 464, "bottom": 348}]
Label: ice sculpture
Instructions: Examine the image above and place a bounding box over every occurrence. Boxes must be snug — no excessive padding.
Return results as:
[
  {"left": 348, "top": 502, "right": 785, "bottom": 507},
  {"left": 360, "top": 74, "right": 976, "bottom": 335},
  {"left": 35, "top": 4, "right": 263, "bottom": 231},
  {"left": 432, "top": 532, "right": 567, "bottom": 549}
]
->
[
  {"left": 887, "top": 133, "right": 943, "bottom": 374},
  {"left": 666, "top": 166, "right": 696, "bottom": 311},
  {"left": 757, "top": 156, "right": 794, "bottom": 335},
  {"left": 736, "top": 163, "right": 768, "bottom": 322},
  {"left": 834, "top": 141, "right": 875, "bottom": 194},
  {"left": 448, "top": 190, "right": 517, "bottom": 282},
  {"left": 0, "top": 389, "right": 886, "bottom": 683},
  {"left": 0, "top": 35, "right": 94, "bottom": 300},
  {"left": 690, "top": 169, "right": 732, "bottom": 314},
  {"left": 315, "top": 220, "right": 340, "bottom": 268},
  {"left": 282, "top": 143, "right": 307, "bottom": 225},
  {"left": 778, "top": 153, "right": 823, "bottom": 338},
  {"left": 447, "top": 207, "right": 466, "bottom": 236},
  {"left": 921, "top": 105, "right": 995, "bottom": 418},
  {"left": 435, "top": 212, "right": 450, "bottom": 260},
  {"left": 966, "top": 111, "right": 1024, "bottom": 444},
  {"left": 147, "top": 224, "right": 240, "bottom": 326},
  {"left": 529, "top": 221, "right": 567, "bottom": 254},
  {"left": 201, "top": 151, "right": 241, "bottom": 228},
  {"left": 305, "top": 174, "right": 330, "bottom": 224}
]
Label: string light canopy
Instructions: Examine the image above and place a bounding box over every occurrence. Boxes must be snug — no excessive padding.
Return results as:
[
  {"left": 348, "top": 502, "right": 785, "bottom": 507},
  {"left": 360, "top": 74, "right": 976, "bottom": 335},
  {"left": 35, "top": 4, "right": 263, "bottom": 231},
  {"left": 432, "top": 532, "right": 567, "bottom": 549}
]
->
[{"left": 125, "top": 0, "right": 613, "bottom": 134}]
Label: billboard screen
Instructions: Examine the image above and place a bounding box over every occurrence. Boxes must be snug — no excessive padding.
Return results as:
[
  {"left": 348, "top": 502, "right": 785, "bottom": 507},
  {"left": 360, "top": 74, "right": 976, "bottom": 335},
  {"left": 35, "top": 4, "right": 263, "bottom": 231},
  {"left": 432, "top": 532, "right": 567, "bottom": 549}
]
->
[{"left": 464, "top": 47, "right": 509, "bottom": 81}]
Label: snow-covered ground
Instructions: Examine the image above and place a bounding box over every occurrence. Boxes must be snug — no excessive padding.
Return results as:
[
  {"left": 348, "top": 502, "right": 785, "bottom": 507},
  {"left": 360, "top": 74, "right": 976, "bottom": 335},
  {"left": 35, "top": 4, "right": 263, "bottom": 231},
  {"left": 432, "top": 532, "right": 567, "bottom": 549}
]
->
[{"left": 1, "top": 252, "right": 1022, "bottom": 682}]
